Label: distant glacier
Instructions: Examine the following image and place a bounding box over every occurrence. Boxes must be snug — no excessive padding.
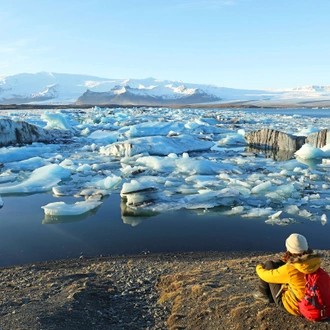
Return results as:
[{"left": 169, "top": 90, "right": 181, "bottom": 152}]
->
[{"left": 1, "top": 72, "right": 330, "bottom": 107}]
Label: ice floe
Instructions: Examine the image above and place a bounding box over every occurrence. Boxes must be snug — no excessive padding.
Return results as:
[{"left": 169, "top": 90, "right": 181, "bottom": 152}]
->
[
  {"left": 1, "top": 107, "right": 330, "bottom": 223},
  {"left": 41, "top": 200, "right": 102, "bottom": 216},
  {"left": 0, "top": 164, "right": 71, "bottom": 194}
]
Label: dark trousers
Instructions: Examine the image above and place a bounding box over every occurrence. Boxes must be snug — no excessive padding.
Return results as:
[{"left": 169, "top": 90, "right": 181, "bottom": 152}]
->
[{"left": 258, "top": 259, "right": 285, "bottom": 309}]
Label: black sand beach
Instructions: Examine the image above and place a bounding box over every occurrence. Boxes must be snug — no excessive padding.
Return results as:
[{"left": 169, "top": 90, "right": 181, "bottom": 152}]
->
[{"left": 1, "top": 251, "right": 330, "bottom": 329}]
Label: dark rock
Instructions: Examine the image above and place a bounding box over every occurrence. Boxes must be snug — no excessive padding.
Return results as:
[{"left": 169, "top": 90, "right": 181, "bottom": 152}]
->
[
  {"left": 306, "top": 129, "right": 330, "bottom": 148},
  {"left": 0, "top": 118, "right": 72, "bottom": 147},
  {"left": 245, "top": 128, "right": 306, "bottom": 151}
]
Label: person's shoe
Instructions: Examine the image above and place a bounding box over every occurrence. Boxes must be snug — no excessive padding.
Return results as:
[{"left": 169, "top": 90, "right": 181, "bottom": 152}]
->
[{"left": 253, "top": 291, "right": 270, "bottom": 303}]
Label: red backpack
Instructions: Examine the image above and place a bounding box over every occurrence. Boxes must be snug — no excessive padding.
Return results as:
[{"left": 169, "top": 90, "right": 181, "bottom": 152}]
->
[{"left": 298, "top": 268, "right": 330, "bottom": 321}]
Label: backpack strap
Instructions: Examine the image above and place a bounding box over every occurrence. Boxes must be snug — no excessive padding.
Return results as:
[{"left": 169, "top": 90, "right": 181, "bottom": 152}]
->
[{"left": 288, "top": 284, "right": 299, "bottom": 302}]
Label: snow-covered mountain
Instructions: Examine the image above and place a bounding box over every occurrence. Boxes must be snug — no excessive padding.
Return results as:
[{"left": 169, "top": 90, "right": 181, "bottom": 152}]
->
[{"left": 1, "top": 72, "right": 330, "bottom": 107}]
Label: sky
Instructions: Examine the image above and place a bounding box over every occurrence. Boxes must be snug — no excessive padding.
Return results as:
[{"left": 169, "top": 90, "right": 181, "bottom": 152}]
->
[{"left": 1, "top": 0, "right": 330, "bottom": 89}]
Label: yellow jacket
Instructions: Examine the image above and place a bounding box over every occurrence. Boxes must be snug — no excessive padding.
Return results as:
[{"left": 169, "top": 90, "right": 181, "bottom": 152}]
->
[{"left": 256, "top": 252, "right": 321, "bottom": 316}]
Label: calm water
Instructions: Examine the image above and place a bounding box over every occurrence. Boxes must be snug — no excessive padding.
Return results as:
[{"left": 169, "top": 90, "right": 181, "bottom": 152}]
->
[
  {"left": 0, "top": 191, "right": 329, "bottom": 267},
  {"left": 1, "top": 107, "right": 330, "bottom": 266},
  {"left": 236, "top": 107, "right": 330, "bottom": 118}
]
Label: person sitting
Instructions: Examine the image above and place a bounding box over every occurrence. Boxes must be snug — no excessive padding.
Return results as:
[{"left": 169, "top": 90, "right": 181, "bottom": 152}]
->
[{"left": 254, "top": 233, "right": 321, "bottom": 316}]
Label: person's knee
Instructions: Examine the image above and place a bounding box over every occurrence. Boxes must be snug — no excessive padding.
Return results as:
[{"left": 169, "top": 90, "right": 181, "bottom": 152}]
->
[{"left": 264, "top": 260, "right": 277, "bottom": 270}]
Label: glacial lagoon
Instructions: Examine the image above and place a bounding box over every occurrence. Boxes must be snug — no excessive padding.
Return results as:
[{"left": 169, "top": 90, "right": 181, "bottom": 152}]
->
[{"left": 1, "top": 107, "right": 330, "bottom": 266}]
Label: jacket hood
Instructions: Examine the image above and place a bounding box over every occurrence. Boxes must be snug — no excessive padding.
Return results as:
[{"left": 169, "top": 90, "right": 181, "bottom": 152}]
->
[{"left": 287, "top": 250, "right": 322, "bottom": 274}]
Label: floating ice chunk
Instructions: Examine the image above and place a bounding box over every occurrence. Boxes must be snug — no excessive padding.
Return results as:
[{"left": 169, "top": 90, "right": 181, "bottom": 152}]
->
[
  {"left": 177, "top": 185, "right": 199, "bottom": 195},
  {"left": 81, "top": 127, "right": 90, "bottom": 136},
  {"left": 279, "top": 159, "right": 309, "bottom": 171},
  {"left": 251, "top": 181, "right": 272, "bottom": 194},
  {"left": 298, "top": 209, "right": 313, "bottom": 217},
  {"left": 0, "top": 164, "right": 72, "bottom": 194},
  {"left": 92, "top": 175, "right": 122, "bottom": 190},
  {"left": 121, "top": 180, "right": 149, "bottom": 194},
  {"left": 41, "top": 200, "right": 102, "bottom": 216},
  {"left": 52, "top": 186, "right": 80, "bottom": 196},
  {"left": 242, "top": 207, "right": 274, "bottom": 218},
  {"left": 218, "top": 132, "right": 247, "bottom": 146},
  {"left": 294, "top": 127, "right": 319, "bottom": 136},
  {"left": 265, "top": 184, "right": 296, "bottom": 200},
  {"left": 321, "top": 214, "right": 327, "bottom": 225},
  {"left": 271, "top": 179, "right": 285, "bottom": 185},
  {"left": 136, "top": 155, "right": 177, "bottom": 172},
  {"left": 120, "top": 165, "right": 148, "bottom": 176},
  {"left": 228, "top": 178, "right": 251, "bottom": 188},
  {"left": 75, "top": 188, "right": 110, "bottom": 199},
  {"left": 176, "top": 157, "right": 232, "bottom": 175},
  {"left": 0, "top": 145, "right": 53, "bottom": 163},
  {"left": 308, "top": 174, "right": 321, "bottom": 181},
  {"left": 120, "top": 179, "right": 161, "bottom": 206},
  {"left": 185, "top": 175, "right": 219, "bottom": 185},
  {"left": 284, "top": 205, "right": 300, "bottom": 215},
  {"left": 164, "top": 179, "right": 182, "bottom": 188},
  {"left": 265, "top": 217, "right": 295, "bottom": 226},
  {"left": 322, "top": 159, "right": 330, "bottom": 165},
  {"left": 76, "top": 164, "right": 92, "bottom": 174},
  {"left": 81, "top": 143, "right": 98, "bottom": 152},
  {"left": 240, "top": 195, "right": 267, "bottom": 208},
  {"left": 41, "top": 111, "right": 71, "bottom": 130},
  {"left": 88, "top": 130, "right": 120, "bottom": 143},
  {"left": 59, "top": 159, "right": 77, "bottom": 170},
  {"left": 268, "top": 210, "right": 282, "bottom": 219},
  {"left": 321, "top": 144, "right": 330, "bottom": 157},
  {"left": 125, "top": 190, "right": 162, "bottom": 206},
  {"left": 218, "top": 173, "right": 230, "bottom": 183},
  {"left": 247, "top": 173, "right": 262, "bottom": 183},
  {"left": 223, "top": 206, "right": 244, "bottom": 215},
  {"left": 125, "top": 122, "right": 184, "bottom": 138},
  {"left": 0, "top": 170, "right": 17, "bottom": 184},
  {"left": 183, "top": 188, "right": 238, "bottom": 209},
  {"left": 184, "top": 121, "right": 201, "bottom": 130},
  {"left": 100, "top": 135, "right": 214, "bottom": 157},
  {"left": 295, "top": 144, "right": 325, "bottom": 160},
  {"left": 3, "top": 156, "right": 50, "bottom": 172}
]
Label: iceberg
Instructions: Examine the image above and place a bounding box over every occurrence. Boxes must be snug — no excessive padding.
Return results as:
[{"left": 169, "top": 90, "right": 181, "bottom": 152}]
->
[
  {"left": 41, "top": 200, "right": 102, "bottom": 216},
  {"left": 294, "top": 143, "right": 328, "bottom": 160},
  {"left": 0, "top": 164, "right": 72, "bottom": 194},
  {"left": 41, "top": 111, "right": 71, "bottom": 130},
  {"left": 100, "top": 134, "right": 214, "bottom": 157},
  {"left": 3, "top": 105, "right": 330, "bottom": 228},
  {"left": 0, "top": 145, "right": 54, "bottom": 163},
  {"left": 242, "top": 207, "right": 274, "bottom": 218},
  {"left": 251, "top": 181, "right": 272, "bottom": 194},
  {"left": 125, "top": 121, "right": 184, "bottom": 138},
  {"left": 3, "top": 156, "right": 50, "bottom": 172}
]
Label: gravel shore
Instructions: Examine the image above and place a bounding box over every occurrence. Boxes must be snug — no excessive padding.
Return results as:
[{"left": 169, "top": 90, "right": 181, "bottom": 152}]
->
[{"left": 1, "top": 251, "right": 330, "bottom": 330}]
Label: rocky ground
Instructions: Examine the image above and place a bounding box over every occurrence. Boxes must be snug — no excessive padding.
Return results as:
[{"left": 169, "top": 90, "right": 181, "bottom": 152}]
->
[{"left": 1, "top": 251, "right": 330, "bottom": 330}]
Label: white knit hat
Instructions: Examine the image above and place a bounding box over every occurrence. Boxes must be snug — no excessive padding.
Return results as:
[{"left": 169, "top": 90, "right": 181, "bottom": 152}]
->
[{"left": 285, "top": 233, "right": 308, "bottom": 254}]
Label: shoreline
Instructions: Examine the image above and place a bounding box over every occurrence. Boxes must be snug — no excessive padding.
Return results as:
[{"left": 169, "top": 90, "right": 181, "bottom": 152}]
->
[
  {"left": 1, "top": 250, "right": 330, "bottom": 329},
  {"left": 1, "top": 101, "right": 330, "bottom": 110}
]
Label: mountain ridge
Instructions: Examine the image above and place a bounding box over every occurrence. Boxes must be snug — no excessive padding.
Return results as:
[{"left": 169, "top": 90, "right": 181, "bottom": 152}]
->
[{"left": 1, "top": 72, "right": 330, "bottom": 107}]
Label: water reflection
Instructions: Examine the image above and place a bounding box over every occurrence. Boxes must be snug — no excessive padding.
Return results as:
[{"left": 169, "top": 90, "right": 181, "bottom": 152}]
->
[
  {"left": 244, "top": 147, "right": 324, "bottom": 169},
  {"left": 120, "top": 201, "right": 158, "bottom": 226},
  {"left": 245, "top": 147, "right": 295, "bottom": 161},
  {"left": 295, "top": 156, "right": 323, "bottom": 169}
]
